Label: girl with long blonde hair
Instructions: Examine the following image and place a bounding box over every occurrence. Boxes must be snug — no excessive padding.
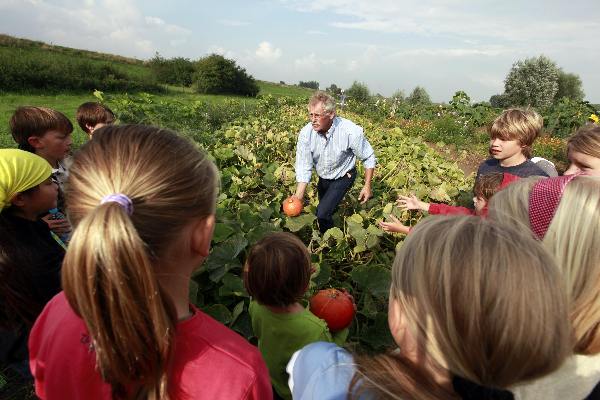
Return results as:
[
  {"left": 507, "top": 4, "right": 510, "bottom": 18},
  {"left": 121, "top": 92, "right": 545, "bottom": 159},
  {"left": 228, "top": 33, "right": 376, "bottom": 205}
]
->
[
  {"left": 28, "top": 125, "right": 272, "bottom": 400},
  {"left": 489, "top": 175, "right": 600, "bottom": 399},
  {"left": 288, "top": 216, "right": 571, "bottom": 399}
]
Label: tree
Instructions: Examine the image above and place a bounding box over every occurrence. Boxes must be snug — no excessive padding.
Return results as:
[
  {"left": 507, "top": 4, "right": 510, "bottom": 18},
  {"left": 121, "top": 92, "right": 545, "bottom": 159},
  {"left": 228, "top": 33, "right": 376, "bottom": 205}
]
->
[
  {"left": 504, "top": 55, "right": 559, "bottom": 107},
  {"left": 299, "top": 81, "right": 319, "bottom": 89},
  {"left": 391, "top": 89, "right": 405, "bottom": 102},
  {"left": 345, "top": 81, "right": 370, "bottom": 102},
  {"left": 489, "top": 94, "right": 511, "bottom": 108},
  {"left": 193, "top": 54, "right": 259, "bottom": 97},
  {"left": 555, "top": 70, "right": 584, "bottom": 102},
  {"left": 326, "top": 83, "right": 342, "bottom": 96},
  {"left": 148, "top": 53, "right": 195, "bottom": 86},
  {"left": 407, "top": 86, "right": 431, "bottom": 106}
]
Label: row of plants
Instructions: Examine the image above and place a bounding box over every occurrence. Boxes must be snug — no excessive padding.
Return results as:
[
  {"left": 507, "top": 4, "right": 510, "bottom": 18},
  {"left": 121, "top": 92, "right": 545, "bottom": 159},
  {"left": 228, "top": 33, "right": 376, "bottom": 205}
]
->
[{"left": 104, "top": 94, "right": 473, "bottom": 351}]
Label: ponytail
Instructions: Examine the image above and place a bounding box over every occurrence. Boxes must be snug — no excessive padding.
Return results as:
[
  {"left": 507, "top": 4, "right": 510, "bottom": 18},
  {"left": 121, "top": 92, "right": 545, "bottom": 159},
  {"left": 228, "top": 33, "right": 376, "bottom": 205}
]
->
[
  {"left": 62, "top": 201, "right": 176, "bottom": 399},
  {"left": 63, "top": 125, "right": 218, "bottom": 398}
]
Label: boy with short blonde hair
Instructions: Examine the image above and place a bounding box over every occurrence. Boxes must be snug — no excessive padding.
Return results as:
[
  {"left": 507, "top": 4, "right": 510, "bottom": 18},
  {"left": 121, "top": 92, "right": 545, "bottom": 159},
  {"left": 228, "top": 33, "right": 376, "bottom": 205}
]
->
[
  {"left": 76, "top": 102, "right": 115, "bottom": 138},
  {"left": 477, "top": 108, "right": 549, "bottom": 178}
]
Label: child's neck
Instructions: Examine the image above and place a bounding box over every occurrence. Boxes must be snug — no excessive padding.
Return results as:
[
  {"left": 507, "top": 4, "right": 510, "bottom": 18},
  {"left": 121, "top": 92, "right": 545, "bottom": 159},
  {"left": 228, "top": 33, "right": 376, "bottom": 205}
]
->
[
  {"left": 266, "top": 302, "right": 305, "bottom": 314},
  {"left": 499, "top": 153, "right": 526, "bottom": 168},
  {"left": 10, "top": 207, "right": 39, "bottom": 221},
  {"left": 36, "top": 151, "right": 60, "bottom": 169}
]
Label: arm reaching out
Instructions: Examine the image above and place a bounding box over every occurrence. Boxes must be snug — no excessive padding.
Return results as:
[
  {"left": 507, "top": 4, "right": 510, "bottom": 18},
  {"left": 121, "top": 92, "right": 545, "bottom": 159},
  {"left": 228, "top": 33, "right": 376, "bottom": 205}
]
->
[
  {"left": 397, "top": 194, "right": 429, "bottom": 212},
  {"left": 379, "top": 215, "right": 410, "bottom": 235}
]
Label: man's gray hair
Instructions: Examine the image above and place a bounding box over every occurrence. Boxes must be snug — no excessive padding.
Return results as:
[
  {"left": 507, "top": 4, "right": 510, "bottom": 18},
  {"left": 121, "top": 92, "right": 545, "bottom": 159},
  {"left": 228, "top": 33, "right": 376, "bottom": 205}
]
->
[{"left": 309, "top": 91, "right": 336, "bottom": 114}]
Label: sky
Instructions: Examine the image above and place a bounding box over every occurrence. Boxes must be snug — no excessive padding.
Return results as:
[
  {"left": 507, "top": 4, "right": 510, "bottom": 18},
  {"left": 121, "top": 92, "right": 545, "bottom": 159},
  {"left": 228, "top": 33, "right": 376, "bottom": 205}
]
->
[{"left": 1, "top": 0, "right": 599, "bottom": 102}]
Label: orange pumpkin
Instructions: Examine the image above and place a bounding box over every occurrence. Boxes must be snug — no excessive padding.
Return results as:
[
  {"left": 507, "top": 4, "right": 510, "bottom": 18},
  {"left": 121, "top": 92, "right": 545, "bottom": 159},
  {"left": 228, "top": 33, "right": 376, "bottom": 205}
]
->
[
  {"left": 282, "top": 196, "right": 303, "bottom": 217},
  {"left": 309, "top": 288, "right": 356, "bottom": 332}
]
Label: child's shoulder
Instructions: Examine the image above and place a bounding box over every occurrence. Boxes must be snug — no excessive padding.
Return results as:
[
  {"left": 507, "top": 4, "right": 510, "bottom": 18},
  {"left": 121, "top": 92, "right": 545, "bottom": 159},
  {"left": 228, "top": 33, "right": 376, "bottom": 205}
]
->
[
  {"left": 178, "top": 307, "right": 266, "bottom": 372},
  {"left": 250, "top": 301, "right": 329, "bottom": 331}
]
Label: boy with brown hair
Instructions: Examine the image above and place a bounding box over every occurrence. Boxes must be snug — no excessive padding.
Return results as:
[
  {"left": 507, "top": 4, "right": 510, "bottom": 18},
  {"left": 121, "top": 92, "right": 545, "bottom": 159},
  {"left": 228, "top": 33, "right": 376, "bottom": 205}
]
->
[
  {"left": 75, "top": 102, "right": 115, "bottom": 138},
  {"left": 9, "top": 106, "right": 72, "bottom": 235},
  {"left": 477, "top": 108, "right": 549, "bottom": 178}
]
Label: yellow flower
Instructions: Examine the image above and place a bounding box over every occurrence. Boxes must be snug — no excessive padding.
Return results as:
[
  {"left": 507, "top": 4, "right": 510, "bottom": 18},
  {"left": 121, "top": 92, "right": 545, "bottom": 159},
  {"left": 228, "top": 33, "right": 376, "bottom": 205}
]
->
[{"left": 590, "top": 114, "right": 599, "bottom": 124}]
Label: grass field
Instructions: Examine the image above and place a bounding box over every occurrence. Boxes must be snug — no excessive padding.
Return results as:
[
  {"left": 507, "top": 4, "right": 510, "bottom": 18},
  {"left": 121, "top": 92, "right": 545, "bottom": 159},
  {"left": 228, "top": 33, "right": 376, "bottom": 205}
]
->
[{"left": 0, "top": 81, "right": 314, "bottom": 148}]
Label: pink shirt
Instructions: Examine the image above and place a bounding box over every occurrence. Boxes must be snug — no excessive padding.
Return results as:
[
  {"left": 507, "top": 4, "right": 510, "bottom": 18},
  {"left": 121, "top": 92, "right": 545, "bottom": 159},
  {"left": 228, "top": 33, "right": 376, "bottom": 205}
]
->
[{"left": 29, "top": 292, "right": 272, "bottom": 400}]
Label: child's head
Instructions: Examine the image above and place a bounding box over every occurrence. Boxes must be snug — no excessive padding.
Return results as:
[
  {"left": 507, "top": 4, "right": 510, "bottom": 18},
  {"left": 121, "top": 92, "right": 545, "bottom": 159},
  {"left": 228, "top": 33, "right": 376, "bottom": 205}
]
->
[
  {"left": 61, "top": 124, "right": 218, "bottom": 398},
  {"left": 353, "top": 216, "right": 570, "bottom": 398},
  {"left": 76, "top": 102, "right": 115, "bottom": 137},
  {"left": 244, "top": 232, "right": 311, "bottom": 308},
  {"left": 489, "top": 175, "right": 600, "bottom": 354},
  {"left": 0, "top": 149, "right": 56, "bottom": 216},
  {"left": 354, "top": 216, "right": 570, "bottom": 397},
  {"left": 9, "top": 106, "right": 73, "bottom": 166},
  {"left": 565, "top": 125, "right": 600, "bottom": 176},
  {"left": 489, "top": 108, "right": 543, "bottom": 160},
  {"left": 472, "top": 172, "right": 519, "bottom": 214}
]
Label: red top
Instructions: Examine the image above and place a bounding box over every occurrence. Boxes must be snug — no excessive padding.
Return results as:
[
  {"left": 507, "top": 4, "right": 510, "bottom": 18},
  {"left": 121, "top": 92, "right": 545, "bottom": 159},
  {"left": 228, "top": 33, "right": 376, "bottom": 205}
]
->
[
  {"left": 29, "top": 292, "right": 272, "bottom": 400},
  {"left": 428, "top": 203, "right": 478, "bottom": 216}
]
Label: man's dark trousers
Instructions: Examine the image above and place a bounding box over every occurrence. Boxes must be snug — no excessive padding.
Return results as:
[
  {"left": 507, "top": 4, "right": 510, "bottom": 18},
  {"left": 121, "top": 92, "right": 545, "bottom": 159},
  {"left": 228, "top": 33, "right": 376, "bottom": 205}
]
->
[{"left": 316, "top": 168, "right": 356, "bottom": 234}]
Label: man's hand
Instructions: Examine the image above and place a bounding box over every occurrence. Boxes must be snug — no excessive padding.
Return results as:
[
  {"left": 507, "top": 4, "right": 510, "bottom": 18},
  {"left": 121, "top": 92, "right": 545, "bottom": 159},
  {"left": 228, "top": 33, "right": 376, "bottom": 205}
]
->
[
  {"left": 42, "top": 214, "right": 71, "bottom": 234},
  {"left": 358, "top": 185, "right": 372, "bottom": 204},
  {"left": 379, "top": 215, "right": 410, "bottom": 234},
  {"left": 397, "top": 194, "right": 429, "bottom": 211}
]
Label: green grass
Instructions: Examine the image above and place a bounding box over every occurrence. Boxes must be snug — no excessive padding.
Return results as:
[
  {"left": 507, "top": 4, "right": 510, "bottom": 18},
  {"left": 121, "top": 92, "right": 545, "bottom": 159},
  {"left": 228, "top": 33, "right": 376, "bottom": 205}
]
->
[
  {"left": 0, "top": 80, "right": 314, "bottom": 149},
  {"left": 257, "top": 81, "right": 314, "bottom": 98}
]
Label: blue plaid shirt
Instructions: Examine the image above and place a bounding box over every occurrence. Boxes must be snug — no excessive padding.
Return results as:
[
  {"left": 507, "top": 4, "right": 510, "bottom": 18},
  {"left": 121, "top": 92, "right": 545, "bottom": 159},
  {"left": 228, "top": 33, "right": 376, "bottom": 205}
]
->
[{"left": 295, "top": 116, "right": 376, "bottom": 182}]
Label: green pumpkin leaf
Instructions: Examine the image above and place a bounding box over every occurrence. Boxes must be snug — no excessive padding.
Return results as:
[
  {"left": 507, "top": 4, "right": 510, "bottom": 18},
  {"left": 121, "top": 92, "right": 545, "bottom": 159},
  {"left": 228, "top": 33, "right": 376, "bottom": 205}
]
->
[
  {"left": 203, "top": 304, "right": 232, "bottom": 324},
  {"left": 285, "top": 214, "right": 316, "bottom": 232},
  {"left": 350, "top": 264, "right": 391, "bottom": 298}
]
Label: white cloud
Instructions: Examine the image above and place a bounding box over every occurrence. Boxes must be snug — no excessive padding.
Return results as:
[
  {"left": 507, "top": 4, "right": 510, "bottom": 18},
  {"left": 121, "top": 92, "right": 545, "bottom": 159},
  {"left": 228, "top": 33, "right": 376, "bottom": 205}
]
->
[
  {"left": 145, "top": 16, "right": 165, "bottom": 26},
  {"left": 255, "top": 41, "right": 282, "bottom": 62},
  {"left": 295, "top": 53, "right": 335, "bottom": 72},
  {"left": 0, "top": 0, "right": 192, "bottom": 57}
]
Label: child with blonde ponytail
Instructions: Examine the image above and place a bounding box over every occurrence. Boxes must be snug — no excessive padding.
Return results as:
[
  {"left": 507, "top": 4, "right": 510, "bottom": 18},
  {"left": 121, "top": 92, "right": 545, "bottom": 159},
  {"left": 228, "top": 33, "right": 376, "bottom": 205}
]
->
[{"left": 28, "top": 125, "right": 272, "bottom": 400}]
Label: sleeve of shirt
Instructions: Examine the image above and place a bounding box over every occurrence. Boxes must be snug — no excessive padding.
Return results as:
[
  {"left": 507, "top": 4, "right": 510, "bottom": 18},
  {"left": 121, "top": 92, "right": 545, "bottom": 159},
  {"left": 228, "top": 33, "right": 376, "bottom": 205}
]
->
[
  {"left": 295, "top": 126, "right": 313, "bottom": 183},
  {"left": 428, "top": 203, "right": 475, "bottom": 216},
  {"left": 349, "top": 125, "right": 376, "bottom": 169},
  {"left": 287, "top": 342, "right": 357, "bottom": 400}
]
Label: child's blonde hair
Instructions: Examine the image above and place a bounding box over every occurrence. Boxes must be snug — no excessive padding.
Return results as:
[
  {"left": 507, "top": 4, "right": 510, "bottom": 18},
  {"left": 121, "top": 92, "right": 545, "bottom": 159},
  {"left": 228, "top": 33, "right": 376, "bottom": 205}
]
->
[
  {"left": 351, "top": 216, "right": 571, "bottom": 399},
  {"left": 568, "top": 125, "right": 600, "bottom": 159},
  {"left": 9, "top": 106, "right": 73, "bottom": 152},
  {"left": 489, "top": 108, "right": 543, "bottom": 158},
  {"left": 489, "top": 176, "right": 600, "bottom": 354},
  {"left": 62, "top": 125, "right": 218, "bottom": 399},
  {"left": 244, "top": 232, "right": 311, "bottom": 307}
]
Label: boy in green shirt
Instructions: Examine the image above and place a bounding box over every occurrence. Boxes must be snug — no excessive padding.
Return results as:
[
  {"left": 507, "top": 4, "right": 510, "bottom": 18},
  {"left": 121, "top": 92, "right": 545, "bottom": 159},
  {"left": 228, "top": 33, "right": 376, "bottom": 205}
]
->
[{"left": 244, "top": 232, "right": 350, "bottom": 399}]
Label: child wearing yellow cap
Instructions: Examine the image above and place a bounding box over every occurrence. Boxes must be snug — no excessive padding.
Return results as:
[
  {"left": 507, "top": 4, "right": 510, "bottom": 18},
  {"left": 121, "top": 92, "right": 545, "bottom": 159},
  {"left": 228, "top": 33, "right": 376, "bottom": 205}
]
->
[{"left": 0, "top": 149, "right": 65, "bottom": 387}]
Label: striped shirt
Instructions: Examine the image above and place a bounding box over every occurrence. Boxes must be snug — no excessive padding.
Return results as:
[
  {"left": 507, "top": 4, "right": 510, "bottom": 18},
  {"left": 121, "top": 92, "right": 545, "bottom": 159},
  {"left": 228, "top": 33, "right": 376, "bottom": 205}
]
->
[{"left": 295, "top": 116, "right": 376, "bottom": 182}]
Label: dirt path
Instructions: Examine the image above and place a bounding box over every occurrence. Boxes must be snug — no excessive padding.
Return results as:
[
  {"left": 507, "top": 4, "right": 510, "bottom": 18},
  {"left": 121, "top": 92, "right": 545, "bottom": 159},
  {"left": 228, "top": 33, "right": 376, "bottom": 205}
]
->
[{"left": 427, "top": 142, "right": 486, "bottom": 177}]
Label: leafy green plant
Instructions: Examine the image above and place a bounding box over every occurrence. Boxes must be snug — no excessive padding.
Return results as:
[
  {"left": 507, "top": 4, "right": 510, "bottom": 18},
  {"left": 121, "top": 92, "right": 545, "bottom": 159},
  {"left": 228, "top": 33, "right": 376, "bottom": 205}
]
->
[{"left": 102, "top": 94, "right": 472, "bottom": 351}]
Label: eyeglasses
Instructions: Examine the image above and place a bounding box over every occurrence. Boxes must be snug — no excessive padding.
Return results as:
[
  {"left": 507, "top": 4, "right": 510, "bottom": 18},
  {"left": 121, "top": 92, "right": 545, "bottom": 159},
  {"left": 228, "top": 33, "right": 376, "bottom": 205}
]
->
[{"left": 309, "top": 112, "right": 329, "bottom": 119}]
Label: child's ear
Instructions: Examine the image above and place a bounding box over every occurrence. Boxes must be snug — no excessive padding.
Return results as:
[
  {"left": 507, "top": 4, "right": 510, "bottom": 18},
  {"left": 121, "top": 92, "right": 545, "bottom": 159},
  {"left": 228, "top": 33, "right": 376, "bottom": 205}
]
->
[
  {"left": 190, "top": 215, "right": 215, "bottom": 258},
  {"left": 85, "top": 123, "right": 94, "bottom": 134},
  {"left": 27, "top": 135, "right": 43, "bottom": 150},
  {"left": 9, "top": 193, "right": 27, "bottom": 208}
]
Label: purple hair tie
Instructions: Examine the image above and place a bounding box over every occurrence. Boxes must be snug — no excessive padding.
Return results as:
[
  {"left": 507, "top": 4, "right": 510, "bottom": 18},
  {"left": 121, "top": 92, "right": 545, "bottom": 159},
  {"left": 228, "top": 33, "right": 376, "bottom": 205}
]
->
[{"left": 100, "top": 193, "right": 133, "bottom": 216}]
